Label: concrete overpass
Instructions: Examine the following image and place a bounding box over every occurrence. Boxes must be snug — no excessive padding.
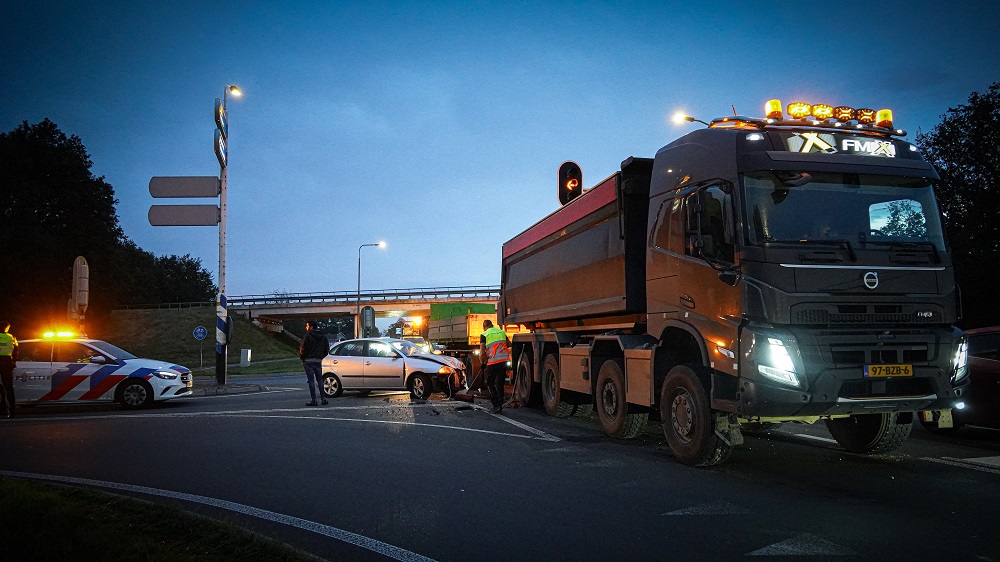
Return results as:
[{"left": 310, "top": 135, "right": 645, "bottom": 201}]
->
[{"left": 228, "top": 286, "right": 499, "bottom": 333}]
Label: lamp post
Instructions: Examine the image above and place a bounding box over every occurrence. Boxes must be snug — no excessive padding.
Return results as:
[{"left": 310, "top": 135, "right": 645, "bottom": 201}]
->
[
  {"left": 357, "top": 241, "right": 386, "bottom": 337},
  {"left": 215, "top": 84, "right": 241, "bottom": 385}
]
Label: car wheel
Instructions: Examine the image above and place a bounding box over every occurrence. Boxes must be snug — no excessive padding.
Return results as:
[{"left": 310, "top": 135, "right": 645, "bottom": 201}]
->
[
  {"left": 541, "top": 354, "right": 575, "bottom": 417},
  {"left": 322, "top": 374, "right": 343, "bottom": 398},
  {"left": 118, "top": 379, "right": 153, "bottom": 410},
  {"left": 409, "top": 373, "right": 433, "bottom": 400},
  {"left": 595, "top": 358, "right": 645, "bottom": 439}
]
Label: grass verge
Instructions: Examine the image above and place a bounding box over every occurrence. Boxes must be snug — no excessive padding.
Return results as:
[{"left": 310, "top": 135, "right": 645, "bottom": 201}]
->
[
  {"left": 193, "top": 357, "right": 304, "bottom": 377},
  {"left": 0, "top": 478, "right": 317, "bottom": 562}
]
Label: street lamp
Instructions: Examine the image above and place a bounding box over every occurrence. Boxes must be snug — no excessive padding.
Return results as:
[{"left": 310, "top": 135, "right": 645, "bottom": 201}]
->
[
  {"left": 357, "top": 241, "right": 387, "bottom": 337},
  {"left": 215, "top": 83, "right": 241, "bottom": 385}
]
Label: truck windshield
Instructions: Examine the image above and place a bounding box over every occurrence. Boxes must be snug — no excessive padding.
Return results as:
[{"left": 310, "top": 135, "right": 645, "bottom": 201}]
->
[{"left": 742, "top": 171, "right": 947, "bottom": 251}]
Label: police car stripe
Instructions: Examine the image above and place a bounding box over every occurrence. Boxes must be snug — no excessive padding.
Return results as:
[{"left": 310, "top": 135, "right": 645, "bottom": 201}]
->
[{"left": 80, "top": 375, "right": 127, "bottom": 400}]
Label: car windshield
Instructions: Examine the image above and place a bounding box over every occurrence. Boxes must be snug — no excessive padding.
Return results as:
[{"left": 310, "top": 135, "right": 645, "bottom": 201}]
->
[
  {"left": 742, "top": 171, "right": 947, "bottom": 250},
  {"left": 88, "top": 340, "right": 138, "bottom": 360},
  {"left": 392, "top": 340, "right": 428, "bottom": 357}
]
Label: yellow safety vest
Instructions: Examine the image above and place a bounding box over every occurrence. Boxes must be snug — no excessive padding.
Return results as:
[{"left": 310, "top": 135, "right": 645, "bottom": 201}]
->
[
  {"left": 0, "top": 333, "right": 15, "bottom": 357},
  {"left": 482, "top": 327, "right": 510, "bottom": 365}
]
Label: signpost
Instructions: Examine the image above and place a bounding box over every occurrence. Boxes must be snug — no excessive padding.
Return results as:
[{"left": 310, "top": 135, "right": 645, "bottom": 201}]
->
[
  {"left": 148, "top": 84, "right": 240, "bottom": 385},
  {"left": 193, "top": 326, "right": 208, "bottom": 367}
]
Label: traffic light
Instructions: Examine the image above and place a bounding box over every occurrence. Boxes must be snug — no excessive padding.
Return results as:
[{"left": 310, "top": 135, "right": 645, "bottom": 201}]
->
[{"left": 558, "top": 161, "right": 583, "bottom": 206}]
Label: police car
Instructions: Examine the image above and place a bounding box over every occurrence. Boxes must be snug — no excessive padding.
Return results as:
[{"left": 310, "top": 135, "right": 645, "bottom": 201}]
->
[{"left": 12, "top": 332, "right": 193, "bottom": 409}]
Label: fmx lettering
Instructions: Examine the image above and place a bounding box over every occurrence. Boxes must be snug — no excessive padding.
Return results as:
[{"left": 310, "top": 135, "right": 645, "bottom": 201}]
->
[{"left": 842, "top": 139, "right": 896, "bottom": 157}]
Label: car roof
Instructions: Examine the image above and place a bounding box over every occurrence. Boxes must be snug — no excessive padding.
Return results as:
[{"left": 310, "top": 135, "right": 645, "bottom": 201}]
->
[{"left": 19, "top": 338, "right": 100, "bottom": 344}]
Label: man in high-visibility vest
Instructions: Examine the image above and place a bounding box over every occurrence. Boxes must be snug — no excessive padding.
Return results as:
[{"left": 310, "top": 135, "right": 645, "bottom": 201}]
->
[
  {"left": 479, "top": 319, "right": 510, "bottom": 414},
  {"left": 0, "top": 321, "right": 17, "bottom": 418}
]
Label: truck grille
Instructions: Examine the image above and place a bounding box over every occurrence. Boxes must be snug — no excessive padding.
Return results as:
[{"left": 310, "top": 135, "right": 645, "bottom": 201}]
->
[
  {"left": 838, "top": 378, "right": 933, "bottom": 399},
  {"left": 794, "top": 306, "right": 941, "bottom": 325}
]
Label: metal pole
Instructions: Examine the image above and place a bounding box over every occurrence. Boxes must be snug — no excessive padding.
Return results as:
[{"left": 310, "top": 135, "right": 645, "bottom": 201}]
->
[
  {"left": 356, "top": 242, "right": 381, "bottom": 338},
  {"left": 215, "top": 86, "right": 229, "bottom": 385}
]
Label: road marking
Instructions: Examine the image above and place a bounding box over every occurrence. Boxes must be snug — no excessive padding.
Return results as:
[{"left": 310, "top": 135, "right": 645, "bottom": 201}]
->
[
  {"left": 477, "top": 406, "right": 561, "bottom": 442},
  {"left": 663, "top": 500, "right": 752, "bottom": 516},
  {"left": 11, "top": 407, "right": 560, "bottom": 442},
  {"left": 921, "top": 456, "right": 1000, "bottom": 475},
  {"left": 747, "top": 533, "right": 856, "bottom": 556},
  {"left": 191, "top": 388, "right": 299, "bottom": 399},
  {"left": 0, "top": 471, "right": 436, "bottom": 562},
  {"left": 778, "top": 432, "right": 838, "bottom": 444}
]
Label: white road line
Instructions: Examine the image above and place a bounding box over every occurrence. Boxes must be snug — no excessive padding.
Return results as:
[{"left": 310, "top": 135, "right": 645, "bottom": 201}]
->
[
  {"left": 747, "top": 533, "right": 856, "bottom": 556},
  {"left": 480, "top": 407, "right": 561, "bottom": 442},
  {"left": 921, "top": 457, "right": 1000, "bottom": 475},
  {"left": 0, "top": 471, "right": 435, "bottom": 562},
  {"left": 780, "top": 432, "right": 839, "bottom": 444},
  {"left": 10, "top": 408, "right": 559, "bottom": 442}
]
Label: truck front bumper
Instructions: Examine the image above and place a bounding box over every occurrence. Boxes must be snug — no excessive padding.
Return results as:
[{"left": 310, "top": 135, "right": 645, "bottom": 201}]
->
[{"left": 735, "top": 324, "right": 970, "bottom": 419}]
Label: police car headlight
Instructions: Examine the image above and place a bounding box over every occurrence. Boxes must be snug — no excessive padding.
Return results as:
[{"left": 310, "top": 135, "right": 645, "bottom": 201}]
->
[{"left": 154, "top": 371, "right": 179, "bottom": 380}]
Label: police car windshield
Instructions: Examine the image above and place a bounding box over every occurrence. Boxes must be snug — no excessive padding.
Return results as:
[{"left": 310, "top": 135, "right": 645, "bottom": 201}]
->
[
  {"left": 88, "top": 340, "right": 137, "bottom": 360},
  {"left": 742, "top": 171, "right": 947, "bottom": 251}
]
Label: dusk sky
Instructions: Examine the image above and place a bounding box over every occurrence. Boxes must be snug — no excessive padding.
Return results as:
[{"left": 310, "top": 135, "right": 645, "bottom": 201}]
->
[{"left": 4, "top": 1, "right": 998, "bottom": 298}]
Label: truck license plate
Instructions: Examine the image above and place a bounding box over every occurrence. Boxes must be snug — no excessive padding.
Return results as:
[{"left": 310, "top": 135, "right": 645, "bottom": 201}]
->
[{"left": 864, "top": 364, "right": 913, "bottom": 378}]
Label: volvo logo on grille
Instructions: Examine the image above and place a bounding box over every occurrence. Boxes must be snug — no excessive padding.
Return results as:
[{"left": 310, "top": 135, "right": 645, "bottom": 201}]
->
[{"left": 863, "top": 271, "right": 879, "bottom": 290}]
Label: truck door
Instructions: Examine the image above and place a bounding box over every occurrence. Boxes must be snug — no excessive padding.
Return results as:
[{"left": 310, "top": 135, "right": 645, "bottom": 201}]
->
[
  {"left": 11, "top": 341, "right": 54, "bottom": 402},
  {"left": 675, "top": 184, "right": 742, "bottom": 374}
]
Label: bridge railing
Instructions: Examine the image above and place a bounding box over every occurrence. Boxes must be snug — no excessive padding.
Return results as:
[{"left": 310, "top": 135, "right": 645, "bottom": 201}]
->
[{"left": 227, "top": 285, "right": 500, "bottom": 307}]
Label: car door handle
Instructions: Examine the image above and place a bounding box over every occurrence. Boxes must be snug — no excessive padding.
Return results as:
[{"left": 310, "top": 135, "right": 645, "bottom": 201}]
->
[{"left": 680, "top": 294, "right": 696, "bottom": 309}]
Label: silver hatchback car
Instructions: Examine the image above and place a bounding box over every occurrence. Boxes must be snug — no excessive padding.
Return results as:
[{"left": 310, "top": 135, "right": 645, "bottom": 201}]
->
[{"left": 321, "top": 338, "right": 467, "bottom": 399}]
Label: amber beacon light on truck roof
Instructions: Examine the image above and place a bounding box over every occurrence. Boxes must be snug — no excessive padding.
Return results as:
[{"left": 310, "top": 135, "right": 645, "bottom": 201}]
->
[{"left": 676, "top": 99, "right": 907, "bottom": 137}]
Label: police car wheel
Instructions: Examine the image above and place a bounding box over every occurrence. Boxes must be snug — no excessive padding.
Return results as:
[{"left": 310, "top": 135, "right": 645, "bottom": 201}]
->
[{"left": 119, "top": 379, "right": 153, "bottom": 409}]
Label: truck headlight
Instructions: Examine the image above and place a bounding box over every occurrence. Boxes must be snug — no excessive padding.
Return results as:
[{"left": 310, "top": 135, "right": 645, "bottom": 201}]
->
[
  {"left": 951, "top": 339, "right": 969, "bottom": 383},
  {"left": 757, "top": 338, "right": 800, "bottom": 387},
  {"left": 154, "top": 371, "right": 179, "bottom": 380}
]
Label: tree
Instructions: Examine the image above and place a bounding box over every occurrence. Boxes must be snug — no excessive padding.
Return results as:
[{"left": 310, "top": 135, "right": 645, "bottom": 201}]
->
[
  {"left": 0, "top": 119, "right": 216, "bottom": 334},
  {"left": 916, "top": 82, "right": 1000, "bottom": 328}
]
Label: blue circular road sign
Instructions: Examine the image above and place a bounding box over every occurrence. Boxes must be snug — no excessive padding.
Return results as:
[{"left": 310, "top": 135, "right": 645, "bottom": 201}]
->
[{"left": 193, "top": 326, "right": 208, "bottom": 341}]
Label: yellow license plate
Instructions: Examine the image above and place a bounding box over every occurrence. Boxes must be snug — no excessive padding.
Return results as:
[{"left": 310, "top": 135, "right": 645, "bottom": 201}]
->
[{"left": 865, "top": 364, "right": 913, "bottom": 377}]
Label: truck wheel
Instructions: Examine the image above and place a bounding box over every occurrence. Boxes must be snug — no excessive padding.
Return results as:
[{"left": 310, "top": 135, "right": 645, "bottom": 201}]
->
[
  {"left": 825, "top": 413, "right": 913, "bottom": 454},
  {"left": 118, "top": 379, "right": 153, "bottom": 410},
  {"left": 660, "top": 365, "right": 732, "bottom": 466},
  {"left": 322, "top": 374, "right": 344, "bottom": 398},
  {"left": 514, "top": 353, "right": 540, "bottom": 407},
  {"left": 596, "top": 359, "right": 645, "bottom": 439},
  {"left": 409, "top": 373, "right": 433, "bottom": 400},
  {"left": 541, "top": 354, "right": 575, "bottom": 417}
]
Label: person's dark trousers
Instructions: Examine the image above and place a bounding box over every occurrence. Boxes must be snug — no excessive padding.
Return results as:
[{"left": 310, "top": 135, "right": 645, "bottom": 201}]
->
[
  {"left": 303, "top": 360, "right": 325, "bottom": 403},
  {"left": 485, "top": 362, "right": 506, "bottom": 408},
  {"left": 0, "top": 357, "right": 14, "bottom": 416}
]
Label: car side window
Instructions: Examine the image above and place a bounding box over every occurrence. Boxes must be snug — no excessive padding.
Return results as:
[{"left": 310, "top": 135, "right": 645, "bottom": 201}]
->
[
  {"left": 55, "top": 342, "right": 105, "bottom": 363},
  {"left": 334, "top": 342, "right": 364, "bottom": 357},
  {"left": 17, "top": 342, "right": 52, "bottom": 362},
  {"left": 968, "top": 333, "right": 998, "bottom": 360},
  {"left": 367, "top": 342, "right": 396, "bottom": 358}
]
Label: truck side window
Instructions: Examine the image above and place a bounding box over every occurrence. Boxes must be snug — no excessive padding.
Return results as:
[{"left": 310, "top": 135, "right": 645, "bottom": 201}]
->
[
  {"left": 653, "top": 198, "right": 684, "bottom": 253},
  {"left": 685, "top": 186, "right": 735, "bottom": 263}
]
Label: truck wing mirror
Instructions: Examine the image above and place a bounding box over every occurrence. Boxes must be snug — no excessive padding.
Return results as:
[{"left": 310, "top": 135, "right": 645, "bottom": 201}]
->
[{"left": 718, "top": 268, "right": 740, "bottom": 286}]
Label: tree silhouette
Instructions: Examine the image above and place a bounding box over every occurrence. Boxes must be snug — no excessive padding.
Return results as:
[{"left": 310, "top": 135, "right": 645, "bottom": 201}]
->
[{"left": 917, "top": 83, "right": 1000, "bottom": 328}]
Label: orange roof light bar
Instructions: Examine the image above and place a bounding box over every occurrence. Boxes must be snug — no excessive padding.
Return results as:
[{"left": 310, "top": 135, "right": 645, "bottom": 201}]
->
[
  {"left": 833, "top": 106, "right": 855, "bottom": 121},
  {"left": 787, "top": 102, "right": 811, "bottom": 119},
  {"left": 811, "top": 104, "right": 833, "bottom": 120},
  {"left": 856, "top": 108, "right": 876, "bottom": 124}
]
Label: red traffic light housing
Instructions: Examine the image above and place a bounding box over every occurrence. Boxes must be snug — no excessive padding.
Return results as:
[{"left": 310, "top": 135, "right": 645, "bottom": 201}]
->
[{"left": 558, "top": 161, "right": 583, "bottom": 206}]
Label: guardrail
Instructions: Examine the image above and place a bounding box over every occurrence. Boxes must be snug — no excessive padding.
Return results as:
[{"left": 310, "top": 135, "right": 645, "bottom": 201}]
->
[{"left": 117, "top": 286, "right": 500, "bottom": 310}]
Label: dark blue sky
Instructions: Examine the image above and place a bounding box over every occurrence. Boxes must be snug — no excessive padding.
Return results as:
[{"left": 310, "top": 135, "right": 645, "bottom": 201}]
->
[{"left": 3, "top": 1, "right": 997, "bottom": 296}]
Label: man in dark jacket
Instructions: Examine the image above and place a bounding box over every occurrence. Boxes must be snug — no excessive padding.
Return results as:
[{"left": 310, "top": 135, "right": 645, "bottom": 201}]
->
[{"left": 300, "top": 321, "right": 331, "bottom": 406}]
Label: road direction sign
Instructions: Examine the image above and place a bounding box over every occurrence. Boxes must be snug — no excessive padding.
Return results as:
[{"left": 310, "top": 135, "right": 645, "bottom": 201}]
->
[
  {"left": 193, "top": 326, "right": 208, "bottom": 340},
  {"left": 214, "top": 98, "right": 228, "bottom": 139},
  {"left": 214, "top": 129, "right": 227, "bottom": 167},
  {"left": 149, "top": 176, "right": 220, "bottom": 198},
  {"left": 148, "top": 204, "right": 220, "bottom": 226}
]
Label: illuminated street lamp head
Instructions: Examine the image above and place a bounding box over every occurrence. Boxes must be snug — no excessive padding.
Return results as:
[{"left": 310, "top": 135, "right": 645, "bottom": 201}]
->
[
  {"left": 673, "top": 111, "right": 709, "bottom": 126},
  {"left": 377, "top": 241, "right": 387, "bottom": 248},
  {"left": 228, "top": 85, "right": 242, "bottom": 97}
]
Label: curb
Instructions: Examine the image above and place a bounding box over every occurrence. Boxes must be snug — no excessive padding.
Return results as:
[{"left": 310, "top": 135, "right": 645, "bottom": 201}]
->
[{"left": 191, "top": 384, "right": 270, "bottom": 397}]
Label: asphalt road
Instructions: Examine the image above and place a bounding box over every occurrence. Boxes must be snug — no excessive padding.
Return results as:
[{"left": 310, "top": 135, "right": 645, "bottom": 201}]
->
[{"left": 2, "top": 373, "right": 999, "bottom": 561}]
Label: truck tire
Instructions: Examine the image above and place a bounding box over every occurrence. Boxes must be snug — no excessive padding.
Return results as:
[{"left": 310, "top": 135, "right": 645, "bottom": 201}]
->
[
  {"left": 595, "top": 359, "right": 645, "bottom": 439},
  {"left": 514, "top": 353, "right": 540, "bottom": 407},
  {"left": 825, "top": 413, "right": 913, "bottom": 454},
  {"left": 660, "top": 365, "right": 732, "bottom": 466},
  {"left": 541, "top": 354, "right": 575, "bottom": 417}
]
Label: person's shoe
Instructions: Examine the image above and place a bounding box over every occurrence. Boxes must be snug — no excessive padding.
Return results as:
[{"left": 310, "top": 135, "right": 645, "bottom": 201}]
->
[
  {"left": 321, "top": 399, "right": 329, "bottom": 405},
  {"left": 491, "top": 405, "right": 503, "bottom": 414},
  {"left": 306, "top": 401, "right": 318, "bottom": 407}
]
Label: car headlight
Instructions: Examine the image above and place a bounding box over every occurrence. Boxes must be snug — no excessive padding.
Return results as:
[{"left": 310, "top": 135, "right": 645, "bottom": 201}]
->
[
  {"left": 154, "top": 371, "right": 179, "bottom": 380},
  {"left": 437, "top": 366, "right": 456, "bottom": 375},
  {"left": 757, "top": 337, "right": 800, "bottom": 387},
  {"left": 952, "top": 339, "right": 969, "bottom": 383}
]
